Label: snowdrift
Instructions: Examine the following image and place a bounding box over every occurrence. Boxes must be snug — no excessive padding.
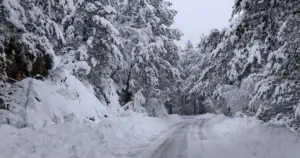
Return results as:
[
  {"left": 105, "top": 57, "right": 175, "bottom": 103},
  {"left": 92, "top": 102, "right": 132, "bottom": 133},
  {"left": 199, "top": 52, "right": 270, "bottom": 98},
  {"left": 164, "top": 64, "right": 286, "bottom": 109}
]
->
[
  {"left": 0, "top": 70, "right": 111, "bottom": 129},
  {"left": 0, "top": 113, "right": 182, "bottom": 158},
  {"left": 202, "top": 114, "right": 300, "bottom": 158}
]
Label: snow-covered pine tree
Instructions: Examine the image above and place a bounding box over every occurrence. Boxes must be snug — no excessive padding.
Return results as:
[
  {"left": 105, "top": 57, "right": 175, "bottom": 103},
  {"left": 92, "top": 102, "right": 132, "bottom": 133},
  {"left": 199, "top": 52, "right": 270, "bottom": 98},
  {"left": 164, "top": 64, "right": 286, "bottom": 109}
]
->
[
  {"left": 180, "top": 0, "right": 300, "bottom": 129},
  {"left": 73, "top": 0, "right": 126, "bottom": 105},
  {"left": 227, "top": 0, "right": 300, "bottom": 129},
  {"left": 184, "top": 40, "right": 194, "bottom": 52},
  {"left": 0, "top": 0, "right": 182, "bottom": 119},
  {"left": 113, "top": 0, "right": 182, "bottom": 116},
  {"left": 179, "top": 29, "right": 229, "bottom": 113}
]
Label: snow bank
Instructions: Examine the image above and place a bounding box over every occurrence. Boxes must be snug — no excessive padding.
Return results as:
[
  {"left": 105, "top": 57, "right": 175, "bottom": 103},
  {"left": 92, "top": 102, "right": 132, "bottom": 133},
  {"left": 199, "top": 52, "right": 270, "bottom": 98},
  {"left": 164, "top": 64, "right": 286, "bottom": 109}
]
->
[
  {"left": 202, "top": 114, "right": 300, "bottom": 158},
  {"left": 28, "top": 71, "right": 109, "bottom": 128},
  {"left": 168, "top": 114, "right": 184, "bottom": 122},
  {"left": 182, "top": 113, "right": 216, "bottom": 120},
  {"left": 0, "top": 59, "right": 184, "bottom": 158},
  {"left": 205, "top": 114, "right": 260, "bottom": 138},
  {"left": 0, "top": 113, "right": 182, "bottom": 158},
  {"left": 1, "top": 70, "right": 110, "bottom": 129}
]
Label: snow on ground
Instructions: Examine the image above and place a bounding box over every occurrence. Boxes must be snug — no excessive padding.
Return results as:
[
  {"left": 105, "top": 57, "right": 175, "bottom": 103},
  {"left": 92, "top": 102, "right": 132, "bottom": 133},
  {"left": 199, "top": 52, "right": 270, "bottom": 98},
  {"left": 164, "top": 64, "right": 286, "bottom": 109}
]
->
[
  {"left": 0, "top": 112, "right": 182, "bottom": 158},
  {"left": 0, "top": 70, "right": 110, "bottom": 130},
  {"left": 201, "top": 114, "right": 300, "bottom": 158},
  {"left": 1, "top": 111, "right": 300, "bottom": 158},
  {"left": 0, "top": 66, "right": 185, "bottom": 158},
  {"left": 136, "top": 113, "right": 300, "bottom": 158}
]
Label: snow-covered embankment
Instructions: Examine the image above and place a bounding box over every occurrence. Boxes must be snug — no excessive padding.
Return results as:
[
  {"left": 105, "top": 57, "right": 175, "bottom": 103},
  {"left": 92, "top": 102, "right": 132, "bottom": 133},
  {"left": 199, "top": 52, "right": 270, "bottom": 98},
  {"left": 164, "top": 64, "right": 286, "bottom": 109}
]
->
[
  {"left": 0, "top": 113, "right": 182, "bottom": 158},
  {"left": 201, "top": 114, "right": 300, "bottom": 158}
]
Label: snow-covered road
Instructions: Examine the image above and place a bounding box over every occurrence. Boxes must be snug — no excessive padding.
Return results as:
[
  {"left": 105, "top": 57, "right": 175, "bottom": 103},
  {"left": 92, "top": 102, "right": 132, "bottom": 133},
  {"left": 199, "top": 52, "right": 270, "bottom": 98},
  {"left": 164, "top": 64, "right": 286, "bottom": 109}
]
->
[
  {"left": 148, "top": 118, "right": 206, "bottom": 158},
  {"left": 134, "top": 116, "right": 210, "bottom": 158},
  {"left": 1, "top": 114, "right": 300, "bottom": 158},
  {"left": 135, "top": 115, "right": 300, "bottom": 158}
]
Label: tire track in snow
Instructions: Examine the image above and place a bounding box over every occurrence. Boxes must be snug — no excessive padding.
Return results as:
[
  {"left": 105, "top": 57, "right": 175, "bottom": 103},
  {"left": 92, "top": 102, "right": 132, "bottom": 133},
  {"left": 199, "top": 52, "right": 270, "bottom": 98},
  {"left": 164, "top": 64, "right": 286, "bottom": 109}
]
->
[
  {"left": 198, "top": 120, "right": 207, "bottom": 140},
  {"left": 136, "top": 118, "right": 208, "bottom": 158},
  {"left": 129, "top": 121, "right": 189, "bottom": 158},
  {"left": 149, "top": 123, "right": 189, "bottom": 158},
  {"left": 187, "top": 119, "right": 207, "bottom": 158}
]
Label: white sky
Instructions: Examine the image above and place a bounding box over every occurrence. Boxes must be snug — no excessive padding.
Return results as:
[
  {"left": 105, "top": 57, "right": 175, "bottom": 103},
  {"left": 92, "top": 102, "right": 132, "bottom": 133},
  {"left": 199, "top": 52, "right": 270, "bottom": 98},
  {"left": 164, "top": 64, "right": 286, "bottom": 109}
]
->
[{"left": 171, "top": 0, "right": 234, "bottom": 47}]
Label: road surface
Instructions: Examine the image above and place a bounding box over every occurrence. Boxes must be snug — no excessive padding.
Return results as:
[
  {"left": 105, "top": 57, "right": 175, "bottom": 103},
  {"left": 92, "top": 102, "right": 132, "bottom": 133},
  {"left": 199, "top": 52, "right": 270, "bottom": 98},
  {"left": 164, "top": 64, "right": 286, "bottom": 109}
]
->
[
  {"left": 133, "top": 115, "right": 300, "bottom": 158},
  {"left": 137, "top": 116, "right": 208, "bottom": 158}
]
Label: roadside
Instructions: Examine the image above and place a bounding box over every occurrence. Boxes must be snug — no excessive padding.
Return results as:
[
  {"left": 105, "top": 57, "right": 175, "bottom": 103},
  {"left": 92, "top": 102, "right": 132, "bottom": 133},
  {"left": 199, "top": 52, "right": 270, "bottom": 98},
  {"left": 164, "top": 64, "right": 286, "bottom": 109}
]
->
[
  {"left": 0, "top": 113, "right": 182, "bottom": 158},
  {"left": 133, "top": 114, "right": 300, "bottom": 158},
  {"left": 199, "top": 114, "right": 300, "bottom": 158}
]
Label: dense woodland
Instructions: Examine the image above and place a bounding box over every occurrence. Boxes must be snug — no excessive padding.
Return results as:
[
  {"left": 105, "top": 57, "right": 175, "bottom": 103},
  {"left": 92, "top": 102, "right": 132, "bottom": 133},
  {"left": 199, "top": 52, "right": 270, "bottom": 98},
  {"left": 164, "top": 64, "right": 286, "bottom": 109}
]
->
[
  {"left": 1, "top": 0, "right": 300, "bottom": 131},
  {"left": 180, "top": 0, "right": 300, "bottom": 130}
]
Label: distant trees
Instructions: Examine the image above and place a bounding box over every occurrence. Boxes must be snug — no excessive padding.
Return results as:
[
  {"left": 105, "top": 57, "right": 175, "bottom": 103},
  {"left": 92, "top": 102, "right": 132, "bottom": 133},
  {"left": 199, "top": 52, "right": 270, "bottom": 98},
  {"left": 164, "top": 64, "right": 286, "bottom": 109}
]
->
[{"left": 179, "top": 0, "right": 300, "bottom": 130}]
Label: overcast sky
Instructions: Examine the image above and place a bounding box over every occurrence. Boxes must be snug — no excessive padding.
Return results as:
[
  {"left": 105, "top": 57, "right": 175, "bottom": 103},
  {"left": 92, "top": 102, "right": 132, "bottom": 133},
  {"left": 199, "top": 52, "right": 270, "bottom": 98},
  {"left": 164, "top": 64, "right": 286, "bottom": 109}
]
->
[{"left": 171, "top": 0, "right": 234, "bottom": 47}]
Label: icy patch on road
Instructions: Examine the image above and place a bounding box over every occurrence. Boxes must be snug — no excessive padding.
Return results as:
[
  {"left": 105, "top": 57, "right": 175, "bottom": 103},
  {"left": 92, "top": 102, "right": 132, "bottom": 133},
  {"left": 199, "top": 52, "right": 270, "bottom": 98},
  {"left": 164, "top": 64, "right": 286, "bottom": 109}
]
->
[
  {"left": 0, "top": 113, "right": 182, "bottom": 158},
  {"left": 202, "top": 114, "right": 300, "bottom": 158}
]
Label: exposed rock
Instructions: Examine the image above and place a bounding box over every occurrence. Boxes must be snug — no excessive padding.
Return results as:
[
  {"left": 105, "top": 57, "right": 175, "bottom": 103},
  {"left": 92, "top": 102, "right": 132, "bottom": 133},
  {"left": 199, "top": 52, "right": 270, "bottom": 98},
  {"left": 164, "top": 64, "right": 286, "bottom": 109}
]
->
[{"left": 2, "top": 36, "right": 53, "bottom": 82}]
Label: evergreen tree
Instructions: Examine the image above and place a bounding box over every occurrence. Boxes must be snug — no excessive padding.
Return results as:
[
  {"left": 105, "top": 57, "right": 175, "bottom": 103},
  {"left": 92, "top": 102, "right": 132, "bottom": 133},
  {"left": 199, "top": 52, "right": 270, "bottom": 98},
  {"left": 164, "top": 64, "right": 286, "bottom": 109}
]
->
[
  {"left": 0, "top": 0, "right": 182, "bottom": 118},
  {"left": 180, "top": 0, "right": 300, "bottom": 130},
  {"left": 114, "top": 0, "right": 182, "bottom": 116},
  {"left": 184, "top": 40, "right": 194, "bottom": 52}
]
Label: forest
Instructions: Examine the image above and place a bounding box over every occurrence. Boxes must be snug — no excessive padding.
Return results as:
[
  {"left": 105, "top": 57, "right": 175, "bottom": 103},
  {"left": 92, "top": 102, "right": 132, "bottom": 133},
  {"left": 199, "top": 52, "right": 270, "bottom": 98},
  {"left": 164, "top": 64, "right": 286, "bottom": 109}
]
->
[{"left": 1, "top": 0, "right": 300, "bottom": 158}]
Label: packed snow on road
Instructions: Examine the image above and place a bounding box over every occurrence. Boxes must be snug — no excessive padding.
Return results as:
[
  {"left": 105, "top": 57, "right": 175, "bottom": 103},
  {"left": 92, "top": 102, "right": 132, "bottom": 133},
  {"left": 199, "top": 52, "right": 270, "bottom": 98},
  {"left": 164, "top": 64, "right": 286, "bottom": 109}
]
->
[{"left": 1, "top": 113, "right": 300, "bottom": 158}]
